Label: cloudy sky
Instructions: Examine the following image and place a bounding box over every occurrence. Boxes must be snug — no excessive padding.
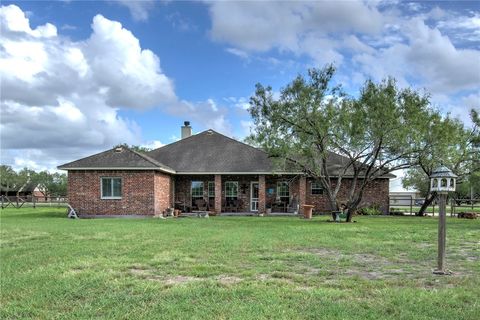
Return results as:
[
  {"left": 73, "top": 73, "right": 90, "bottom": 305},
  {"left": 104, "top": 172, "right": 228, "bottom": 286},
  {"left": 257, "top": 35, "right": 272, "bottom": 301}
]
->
[{"left": 0, "top": 1, "right": 479, "bottom": 190}]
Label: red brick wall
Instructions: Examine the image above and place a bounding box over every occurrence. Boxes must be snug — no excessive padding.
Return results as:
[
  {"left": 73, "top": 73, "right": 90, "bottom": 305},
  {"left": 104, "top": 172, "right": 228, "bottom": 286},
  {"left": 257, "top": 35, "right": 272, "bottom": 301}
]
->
[
  {"left": 306, "top": 178, "right": 390, "bottom": 214},
  {"left": 214, "top": 174, "right": 222, "bottom": 214},
  {"left": 258, "top": 175, "right": 266, "bottom": 214},
  {"left": 154, "top": 172, "right": 172, "bottom": 215},
  {"left": 68, "top": 170, "right": 171, "bottom": 215}
]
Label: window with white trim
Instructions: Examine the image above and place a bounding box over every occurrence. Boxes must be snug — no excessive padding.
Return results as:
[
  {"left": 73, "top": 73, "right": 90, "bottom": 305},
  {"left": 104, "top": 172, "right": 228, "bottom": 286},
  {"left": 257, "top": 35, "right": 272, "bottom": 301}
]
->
[
  {"left": 311, "top": 181, "right": 324, "bottom": 195},
  {"left": 208, "top": 181, "right": 215, "bottom": 198},
  {"left": 277, "top": 181, "right": 289, "bottom": 203},
  {"left": 225, "top": 181, "right": 238, "bottom": 200},
  {"left": 191, "top": 181, "right": 204, "bottom": 198},
  {"left": 101, "top": 177, "right": 122, "bottom": 199},
  {"left": 191, "top": 181, "right": 204, "bottom": 207}
]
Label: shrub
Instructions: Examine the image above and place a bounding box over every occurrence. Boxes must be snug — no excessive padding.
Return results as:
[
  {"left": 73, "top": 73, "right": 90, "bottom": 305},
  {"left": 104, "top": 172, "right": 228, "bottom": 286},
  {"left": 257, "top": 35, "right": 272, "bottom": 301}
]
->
[{"left": 358, "top": 205, "right": 382, "bottom": 215}]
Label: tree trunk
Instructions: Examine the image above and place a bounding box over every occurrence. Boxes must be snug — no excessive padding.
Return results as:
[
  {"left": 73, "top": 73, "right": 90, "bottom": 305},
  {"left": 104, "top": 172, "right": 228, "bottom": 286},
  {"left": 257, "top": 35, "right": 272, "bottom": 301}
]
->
[
  {"left": 345, "top": 203, "right": 358, "bottom": 222},
  {"left": 416, "top": 193, "right": 435, "bottom": 216}
]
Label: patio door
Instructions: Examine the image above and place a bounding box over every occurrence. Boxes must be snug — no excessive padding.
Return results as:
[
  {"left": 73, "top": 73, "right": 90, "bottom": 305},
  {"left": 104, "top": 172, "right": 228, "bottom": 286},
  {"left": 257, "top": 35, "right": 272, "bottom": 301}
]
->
[{"left": 250, "top": 182, "right": 259, "bottom": 211}]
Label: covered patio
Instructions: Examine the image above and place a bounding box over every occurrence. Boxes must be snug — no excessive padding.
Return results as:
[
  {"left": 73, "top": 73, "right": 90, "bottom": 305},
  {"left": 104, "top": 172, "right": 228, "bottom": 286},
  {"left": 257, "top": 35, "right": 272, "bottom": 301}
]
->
[{"left": 172, "top": 174, "right": 307, "bottom": 215}]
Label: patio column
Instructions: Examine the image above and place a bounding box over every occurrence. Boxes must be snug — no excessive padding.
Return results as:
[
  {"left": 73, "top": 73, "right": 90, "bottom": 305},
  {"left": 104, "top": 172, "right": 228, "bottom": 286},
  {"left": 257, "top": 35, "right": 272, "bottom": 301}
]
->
[
  {"left": 299, "top": 176, "right": 307, "bottom": 214},
  {"left": 258, "top": 175, "right": 266, "bottom": 214},
  {"left": 214, "top": 174, "right": 222, "bottom": 214}
]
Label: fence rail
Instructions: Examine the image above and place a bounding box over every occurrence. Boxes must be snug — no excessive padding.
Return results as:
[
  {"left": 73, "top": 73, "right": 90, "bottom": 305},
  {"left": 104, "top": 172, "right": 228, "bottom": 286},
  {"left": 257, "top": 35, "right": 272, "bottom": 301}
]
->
[
  {"left": 1, "top": 195, "right": 68, "bottom": 209},
  {"left": 389, "top": 196, "right": 480, "bottom": 216}
]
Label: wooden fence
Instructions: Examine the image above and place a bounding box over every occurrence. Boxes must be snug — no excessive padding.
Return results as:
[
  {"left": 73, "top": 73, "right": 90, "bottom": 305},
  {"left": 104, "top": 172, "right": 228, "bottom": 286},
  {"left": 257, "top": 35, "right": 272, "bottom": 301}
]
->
[
  {"left": 389, "top": 196, "right": 479, "bottom": 216},
  {"left": 1, "top": 195, "right": 68, "bottom": 209}
]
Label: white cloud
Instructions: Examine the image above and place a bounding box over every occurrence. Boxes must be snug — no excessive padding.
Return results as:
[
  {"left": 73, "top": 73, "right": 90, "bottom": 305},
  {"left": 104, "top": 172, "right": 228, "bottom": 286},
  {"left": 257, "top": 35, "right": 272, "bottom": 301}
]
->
[
  {"left": 209, "top": 1, "right": 384, "bottom": 53},
  {"left": 208, "top": 1, "right": 479, "bottom": 97},
  {"left": 0, "top": 5, "right": 230, "bottom": 171},
  {"left": 226, "top": 47, "right": 249, "bottom": 59},
  {"left": 115, "top": 0, "right": 155, "bottom": 22},
  {"left": 141, "top": 140, "right": 164, "bottom": 150},
  {"left": 352, "top": 18, "right": 480, "bottom": 94},
  {"left": 240, "top": 120, "right": 253, "bottom": 137}
]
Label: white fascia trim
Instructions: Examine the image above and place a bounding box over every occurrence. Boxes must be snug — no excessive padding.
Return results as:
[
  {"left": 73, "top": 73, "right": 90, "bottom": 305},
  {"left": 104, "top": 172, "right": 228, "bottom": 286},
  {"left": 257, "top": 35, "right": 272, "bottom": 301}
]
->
[{"left": 59, "top": 167, "right": 176, "bottom": 174}]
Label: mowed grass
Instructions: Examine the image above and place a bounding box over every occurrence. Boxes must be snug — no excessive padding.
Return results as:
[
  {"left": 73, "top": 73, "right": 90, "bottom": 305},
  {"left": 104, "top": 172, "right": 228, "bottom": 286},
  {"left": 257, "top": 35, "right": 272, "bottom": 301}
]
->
[{"left": 1, "top": 208, "right": 479, "bottom": 320}]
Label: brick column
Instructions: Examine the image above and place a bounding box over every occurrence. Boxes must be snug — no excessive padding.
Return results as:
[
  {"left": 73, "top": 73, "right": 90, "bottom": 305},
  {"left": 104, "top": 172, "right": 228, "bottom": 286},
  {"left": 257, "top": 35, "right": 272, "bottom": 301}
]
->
[
  {"left": 299, "top": 176, "right": 307, "bottom": 215},
  {"left": 258, "top": 175, "right": 266, "bottom": 214},
  {"left": 214, "top": 174, "right": 222, "bottom": 214}
]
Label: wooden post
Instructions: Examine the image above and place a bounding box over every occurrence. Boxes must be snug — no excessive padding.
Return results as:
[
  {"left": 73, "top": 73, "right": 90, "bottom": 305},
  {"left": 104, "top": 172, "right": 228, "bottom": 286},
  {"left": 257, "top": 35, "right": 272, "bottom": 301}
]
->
[{"left": 434, "top": 193, "right": 448, "bottom": 274}]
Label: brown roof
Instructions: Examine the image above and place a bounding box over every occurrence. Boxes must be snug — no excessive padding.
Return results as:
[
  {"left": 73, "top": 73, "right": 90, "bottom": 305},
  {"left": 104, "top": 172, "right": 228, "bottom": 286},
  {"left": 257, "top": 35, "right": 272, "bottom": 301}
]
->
[
  {"left": 58, "top": 130, "right": 395, "bottom": 178},
  {"left": 146, "top": 130, "right": 290, "bottom": 173},
  {"left": 57, "top": 146, "right": 175, "bottom": 173}
]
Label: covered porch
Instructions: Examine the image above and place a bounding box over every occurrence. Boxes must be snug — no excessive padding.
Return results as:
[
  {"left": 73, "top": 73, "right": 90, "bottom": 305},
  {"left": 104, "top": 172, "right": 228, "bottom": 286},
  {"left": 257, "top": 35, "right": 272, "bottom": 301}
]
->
[{"left": 172, "top": 174, "right": 307, "bottom": 215}]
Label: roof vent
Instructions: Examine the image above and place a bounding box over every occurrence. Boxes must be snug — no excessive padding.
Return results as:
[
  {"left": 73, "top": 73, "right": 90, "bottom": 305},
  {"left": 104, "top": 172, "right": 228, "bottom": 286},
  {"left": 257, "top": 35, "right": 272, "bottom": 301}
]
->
[
  {"left": 114, "top": 146, "right": 123, "bottom": 153},
  {"left": 206, "top": 130, "right": 214, "bottom": 135}
]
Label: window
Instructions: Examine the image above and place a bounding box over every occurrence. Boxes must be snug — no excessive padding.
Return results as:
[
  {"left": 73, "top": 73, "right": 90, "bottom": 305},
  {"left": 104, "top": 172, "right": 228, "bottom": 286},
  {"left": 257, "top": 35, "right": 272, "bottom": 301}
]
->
[
  {"left": 276, "top": 181, "right": 290, "bottom": 205},
  {"left": 101, "top": 177, "right": 122, "bottom": 199},
  {"left": 311, "top": 181, "right": 323, "bottom": 195},
  {"left": 277, "top": 182, "right": 289, "bottom": 198},
  {"left": 191, "top": 181, "right": 204, "bottom": 198},
  {"left": 191, "top": 181, "right": 204, "bottom": 207},
  {"left": 208, "top": 181, "right": 215, "bottom": 197},
  {"left": 225, "top": 181, "right": 238, "bottom": 199}
]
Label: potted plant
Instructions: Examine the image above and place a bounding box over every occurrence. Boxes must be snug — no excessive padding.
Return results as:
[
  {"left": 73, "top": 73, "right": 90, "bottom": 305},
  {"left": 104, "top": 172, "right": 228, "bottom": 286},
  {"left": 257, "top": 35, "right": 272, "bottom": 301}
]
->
[{"left": 265, "top": 202, "right": 272, "bottom": 215}]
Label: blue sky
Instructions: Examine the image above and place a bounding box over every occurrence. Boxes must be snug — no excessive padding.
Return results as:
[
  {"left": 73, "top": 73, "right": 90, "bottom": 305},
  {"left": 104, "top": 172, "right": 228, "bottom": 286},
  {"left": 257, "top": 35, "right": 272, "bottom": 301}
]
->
[{"left": 1, "top": 1, "right": 479, "bottom": 190}]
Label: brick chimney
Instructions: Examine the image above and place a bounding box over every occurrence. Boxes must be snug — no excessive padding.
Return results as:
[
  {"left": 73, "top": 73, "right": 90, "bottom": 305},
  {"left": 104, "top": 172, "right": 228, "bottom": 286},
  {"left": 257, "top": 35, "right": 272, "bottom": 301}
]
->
[{"left": 181, "top": 121, "right": 192, "bottom": 139}]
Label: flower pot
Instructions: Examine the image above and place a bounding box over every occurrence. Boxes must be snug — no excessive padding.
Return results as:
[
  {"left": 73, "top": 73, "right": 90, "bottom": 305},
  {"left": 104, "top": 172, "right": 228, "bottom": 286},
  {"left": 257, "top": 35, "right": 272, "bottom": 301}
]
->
[{"left": 303, "top": 204, "right": 315, "bottom": 219}]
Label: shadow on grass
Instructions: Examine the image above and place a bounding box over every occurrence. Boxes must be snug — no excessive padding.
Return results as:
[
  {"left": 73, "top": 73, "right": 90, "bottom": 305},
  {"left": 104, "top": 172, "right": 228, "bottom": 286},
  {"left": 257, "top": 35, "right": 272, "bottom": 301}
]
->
[{"left": 0, "top": 208, "right": 67, "bottom": 219}]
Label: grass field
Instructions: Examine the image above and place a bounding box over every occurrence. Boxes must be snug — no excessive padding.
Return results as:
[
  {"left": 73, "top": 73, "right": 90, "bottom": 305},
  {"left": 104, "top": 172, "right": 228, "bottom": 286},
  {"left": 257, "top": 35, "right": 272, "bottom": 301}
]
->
[{"left": 1, "top": 208, "right": 479, "bottom": 319}]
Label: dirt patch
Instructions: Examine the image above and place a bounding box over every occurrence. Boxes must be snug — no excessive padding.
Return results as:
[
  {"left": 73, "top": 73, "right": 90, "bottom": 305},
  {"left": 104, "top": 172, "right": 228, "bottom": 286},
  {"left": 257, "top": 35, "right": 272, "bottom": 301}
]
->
[
  {"left": 129, "top": 267, "right": 245, "bottom": 286},
  {"left": 129, "top": 268, "right": 201, "bottom": 284},
  {"left": 216, "top": 275, "right": 243, "bottom": 285}
]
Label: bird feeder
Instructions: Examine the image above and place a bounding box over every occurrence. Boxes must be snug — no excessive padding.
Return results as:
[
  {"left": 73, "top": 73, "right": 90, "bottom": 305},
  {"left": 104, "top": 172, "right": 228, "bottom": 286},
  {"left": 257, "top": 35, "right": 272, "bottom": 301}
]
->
[{"left": 430, "top": 165, "right": 457, "bottom": 194}]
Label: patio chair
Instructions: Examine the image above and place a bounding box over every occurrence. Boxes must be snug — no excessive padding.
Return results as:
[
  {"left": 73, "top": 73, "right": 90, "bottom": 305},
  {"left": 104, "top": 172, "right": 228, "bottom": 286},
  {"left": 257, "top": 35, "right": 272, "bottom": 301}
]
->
[{"left": 194, "top": 199, "right": 208, "bottom": 211}]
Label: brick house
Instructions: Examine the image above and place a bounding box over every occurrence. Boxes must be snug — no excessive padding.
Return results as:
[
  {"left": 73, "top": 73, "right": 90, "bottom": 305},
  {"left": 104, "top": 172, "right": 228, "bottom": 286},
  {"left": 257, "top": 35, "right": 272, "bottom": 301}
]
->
[{"left": 59, "top": 122, "right": 392, "bottom": 216}]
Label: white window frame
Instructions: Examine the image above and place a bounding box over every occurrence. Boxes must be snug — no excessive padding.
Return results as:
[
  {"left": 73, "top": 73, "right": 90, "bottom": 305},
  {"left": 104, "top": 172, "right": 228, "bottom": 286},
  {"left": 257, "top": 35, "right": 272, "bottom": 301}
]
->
[
  {"left": 101, "top": 177, "right": 122, "bottom": 199},
  {"left": 311, "top": 181, "right": 323, "bottom": 195},
  {"left": 191, "top": 181, "right": 204, "bottom": 198},
  {"left": 276, "top": 181, "right": 289, "bottom": 198},
  {"left": 225, "top": 181, "right": 239, "bottom": 199},
  {"left": 208, "top": 181, "right": 215, "bottom": 198}
]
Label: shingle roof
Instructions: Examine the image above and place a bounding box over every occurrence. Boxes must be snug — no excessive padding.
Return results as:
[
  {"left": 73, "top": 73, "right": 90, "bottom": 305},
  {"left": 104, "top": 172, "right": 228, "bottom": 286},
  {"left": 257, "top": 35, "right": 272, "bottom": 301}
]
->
[
  {"left": 146, "top": 130, "right": 289, "bottom": 173},
  {"left": 57, "top": 146, "right": 175, "bottom": 173},
  {"left": 58, "top": 130, "right": 394, "bottom": 178}
]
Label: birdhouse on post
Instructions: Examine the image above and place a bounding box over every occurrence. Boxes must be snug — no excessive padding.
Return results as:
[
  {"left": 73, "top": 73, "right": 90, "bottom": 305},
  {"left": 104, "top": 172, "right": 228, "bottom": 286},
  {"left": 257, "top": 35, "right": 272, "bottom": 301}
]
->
[{"left": 430, "top": 165, "right": 457, "bottom": 275}]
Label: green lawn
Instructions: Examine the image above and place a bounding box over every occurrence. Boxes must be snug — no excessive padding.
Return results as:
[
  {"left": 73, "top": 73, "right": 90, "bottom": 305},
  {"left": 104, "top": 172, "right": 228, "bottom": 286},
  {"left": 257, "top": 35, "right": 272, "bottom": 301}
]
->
[{"left": 1, "top": 208, "right": 479, "bottom": 319}]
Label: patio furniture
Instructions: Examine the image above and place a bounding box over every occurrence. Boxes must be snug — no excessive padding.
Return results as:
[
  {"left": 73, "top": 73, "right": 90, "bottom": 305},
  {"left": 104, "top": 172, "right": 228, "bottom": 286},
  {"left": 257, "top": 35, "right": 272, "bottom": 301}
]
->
[
  {"left": 224, "top": 199, "right": 242, "bottom": 212},
  {"left": 287, "top": 195, "right": 299, "bottom": 214},
  {"left": 194, "top": 199, "right": 208, "bottom": 211},
  {"left": 272, "top": 201, "right": 287, "bottom": 213}
]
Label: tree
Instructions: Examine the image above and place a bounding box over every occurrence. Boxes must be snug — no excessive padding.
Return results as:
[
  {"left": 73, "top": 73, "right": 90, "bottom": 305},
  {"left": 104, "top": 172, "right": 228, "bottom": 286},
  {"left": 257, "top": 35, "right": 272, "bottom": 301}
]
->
[
  {"left": 115, "top": 143, "right": 152, "bottom": 153},
  {"left": 402, "top": 110, "right": 480, "bottom": 216},
  {"left": 248, "top": 65, "right": 437, "bottom": 222},
  {"left": 47, "top": 172, "right": 67, "bottom": 196},
  {"left": 0, "top": 165, "right": 18, "bottom": 194},
  {"left": 402, "top": 115, "right": 477, "bottom": 215}
]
